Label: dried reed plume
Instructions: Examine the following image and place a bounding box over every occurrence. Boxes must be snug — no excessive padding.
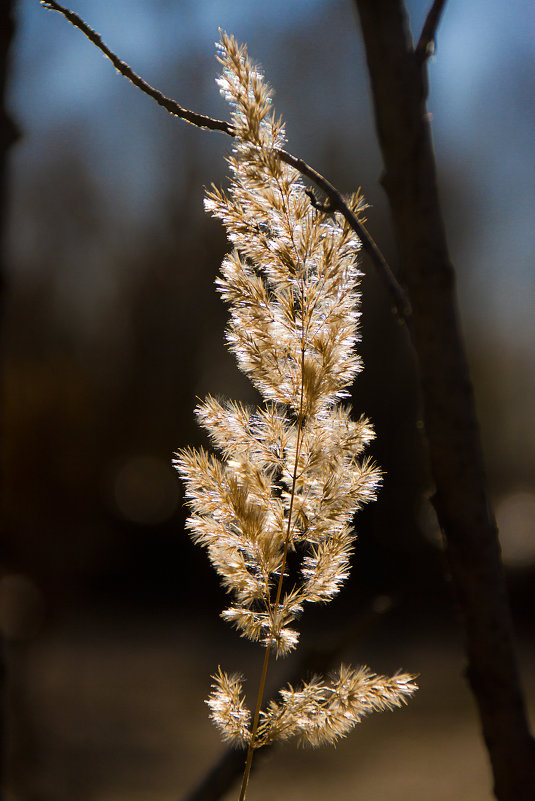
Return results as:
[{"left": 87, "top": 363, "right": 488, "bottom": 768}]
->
[{"left": 175, "top": 32, "right": 417, "bottom": 800}]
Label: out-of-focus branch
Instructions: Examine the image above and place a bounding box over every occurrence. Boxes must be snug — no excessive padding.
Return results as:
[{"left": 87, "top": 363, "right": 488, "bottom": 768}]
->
[
  {"left": 40, "top": 0, "right": 411, "bottom": 320},
  {"left": 415, "top": 0, "right": 448, "bottom": 61},
  {"left": 353, "top": 2, "right": 535, "bottom": 800},
  {"left": 1, "top": 1, "right": 19, "bottom": 796}
]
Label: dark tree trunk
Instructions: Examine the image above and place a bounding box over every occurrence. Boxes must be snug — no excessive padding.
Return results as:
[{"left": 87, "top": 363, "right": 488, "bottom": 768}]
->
[
  {"left": 1, "top": 1, "right": 19, "bottom": 796},
  {"left": 353, "top": 2, "right": 535, "bottom": 799},
  {"left": 1, "top": 0, "right": 17, "bottom": 311}
]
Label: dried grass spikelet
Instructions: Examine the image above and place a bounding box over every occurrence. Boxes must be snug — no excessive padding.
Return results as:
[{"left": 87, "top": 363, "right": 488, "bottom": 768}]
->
[
  {"left": 256, "top": 666, "right": 418, "bottom": 748},
  {"left": 175, "top": 31, "right": 417, "bottom": 753},
  {"left": 206, "top": 668, "right": 251, "bottom": 745}
]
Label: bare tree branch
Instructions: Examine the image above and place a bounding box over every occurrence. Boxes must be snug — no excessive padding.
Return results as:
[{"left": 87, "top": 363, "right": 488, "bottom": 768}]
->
[
  {"left": 40, "top": 0, "right": 411, "bottom": 320},
  {"left": 278, "top": 154, "right": 411, "bottom": 317},
  {"left": 415, "top": 0, "right": 448, "bottom": 62},
  {"left": 354, "top": 2, "right": 535, "bottom": 799},
  {"left": 41, "top": 0, "right": 233, "bottom": 135}
]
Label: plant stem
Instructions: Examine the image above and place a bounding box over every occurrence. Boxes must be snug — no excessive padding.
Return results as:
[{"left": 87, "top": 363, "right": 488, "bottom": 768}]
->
[
  {"left": 238, "top": 644, "right": 271, "bottom": 801},
  {"left": 238, "top": 331, "right": 306, "bottom": 800}
]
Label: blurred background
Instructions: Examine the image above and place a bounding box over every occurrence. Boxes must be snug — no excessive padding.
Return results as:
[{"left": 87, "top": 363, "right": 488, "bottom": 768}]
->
[{"left": 1, "top": 0, "right": 534, "bottom": 799}]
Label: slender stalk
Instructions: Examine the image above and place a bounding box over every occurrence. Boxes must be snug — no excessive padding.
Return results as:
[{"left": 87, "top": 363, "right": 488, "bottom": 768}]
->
[
  {"left": 237, "top": 424, "right": 305, "bottom": 799},
  {"left": 239, "top": 335, "right": 306, "bottom": 800},
  {"left": 238, "top": 644, "right": 271, "bottom": 801}
]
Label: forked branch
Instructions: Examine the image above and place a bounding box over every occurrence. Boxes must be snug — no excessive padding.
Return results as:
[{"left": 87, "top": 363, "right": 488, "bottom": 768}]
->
[
  {"left": 354, "top": 1, "right": 535, "bottom": 799},
  {"left": 415, "top": 0, "right": 448, "bottom": 61}
]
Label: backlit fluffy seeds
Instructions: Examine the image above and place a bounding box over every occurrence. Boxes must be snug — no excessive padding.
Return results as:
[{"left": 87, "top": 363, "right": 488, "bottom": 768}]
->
[
  {"left": 255, "top": 666, "right": 418, "bottom": 748},
  {"left": 206, "top": 668, "right": 251, "bottom": 745},
  {"left": 175, "top": 31, "right": 416, "bottom": 753}
]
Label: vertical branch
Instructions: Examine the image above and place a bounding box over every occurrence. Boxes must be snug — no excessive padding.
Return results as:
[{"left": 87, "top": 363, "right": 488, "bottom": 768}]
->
[
  {"left": 0, "top": 2, "right": 19, "bottom": 798},
  {"left": 353, "top": 2, "right": 535, "bottom": 800}
]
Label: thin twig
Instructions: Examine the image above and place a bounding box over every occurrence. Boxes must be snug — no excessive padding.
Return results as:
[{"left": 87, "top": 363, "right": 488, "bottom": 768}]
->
[
  {"left": 415, "top": 0, "right": 448, "bottom": 62},
  {"left": 40, "top": 0, "right": 411, "bottom": 320},
  {"left": 280, "top": 152, "right": 411, "bottom": 318},
  {"left": 40, "top": 0, "right": 233, "bottom": 134}
]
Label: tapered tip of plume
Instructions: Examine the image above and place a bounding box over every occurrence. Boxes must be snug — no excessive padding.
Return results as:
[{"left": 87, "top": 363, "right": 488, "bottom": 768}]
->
[{"left": 215, "top": 30, "right": 284, "bottom": 148}]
